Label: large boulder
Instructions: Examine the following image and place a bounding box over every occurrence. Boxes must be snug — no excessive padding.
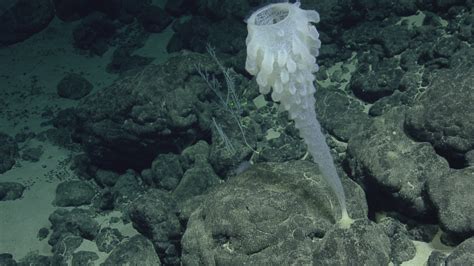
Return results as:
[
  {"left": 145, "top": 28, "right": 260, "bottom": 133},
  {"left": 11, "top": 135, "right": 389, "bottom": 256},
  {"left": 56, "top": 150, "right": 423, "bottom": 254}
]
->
[
  {"left": 405, "top": 63, "right": 474, "bottom": 167},
  {"left": 0, "top": 0, "right": 55, "bottom": 45},
  {"left": 103, "top": 235, "right": 161, "bottom": 265},
  {"left": 346, "top": 107, "right": 450, "bottom": 219},
  {"left": 70, "top": 53, "right": 224, "bottom": 171},
  {"left": 182, "top": 161, "right": 369, "bottom": 265}
]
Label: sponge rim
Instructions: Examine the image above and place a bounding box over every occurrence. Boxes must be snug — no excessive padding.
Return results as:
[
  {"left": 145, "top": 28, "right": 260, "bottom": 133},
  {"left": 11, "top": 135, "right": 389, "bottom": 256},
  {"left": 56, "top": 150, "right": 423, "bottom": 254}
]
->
[{"left": 245, "top": 2, "right": 300, "bottom": 28}]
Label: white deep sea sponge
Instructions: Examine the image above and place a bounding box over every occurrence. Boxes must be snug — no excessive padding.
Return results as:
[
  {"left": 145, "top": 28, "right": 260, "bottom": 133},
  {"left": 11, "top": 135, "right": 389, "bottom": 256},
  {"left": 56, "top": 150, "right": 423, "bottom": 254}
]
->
[{"left": 245, "top": 1, "right": 353, "bottom": 227}]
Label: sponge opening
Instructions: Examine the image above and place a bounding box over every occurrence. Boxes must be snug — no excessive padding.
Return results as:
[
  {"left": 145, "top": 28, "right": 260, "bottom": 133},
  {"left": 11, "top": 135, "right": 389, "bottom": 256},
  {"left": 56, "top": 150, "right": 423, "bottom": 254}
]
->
[{"left": 253, "top": 5, "right": 289, "bottom": 26}]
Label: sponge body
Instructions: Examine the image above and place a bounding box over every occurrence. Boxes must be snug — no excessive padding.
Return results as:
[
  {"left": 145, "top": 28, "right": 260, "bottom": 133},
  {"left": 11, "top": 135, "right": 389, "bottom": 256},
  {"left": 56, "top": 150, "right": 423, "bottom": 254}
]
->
[
  {"left": 246, "top": 2, "right": 351, "bottom": 224},
  {"left": 245, "top": 1, "right": 320, "bottom": 113}
]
